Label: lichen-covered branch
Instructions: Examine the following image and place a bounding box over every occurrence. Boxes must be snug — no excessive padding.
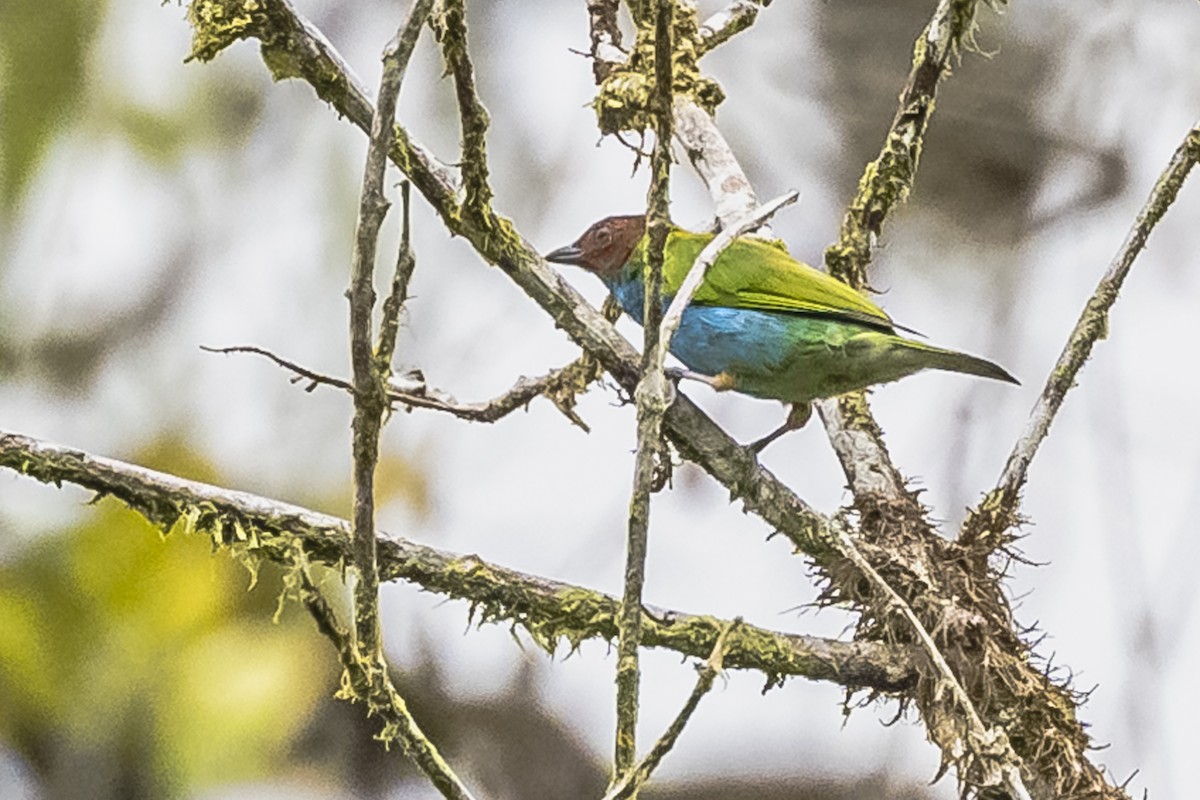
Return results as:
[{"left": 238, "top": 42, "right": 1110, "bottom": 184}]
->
[
  {"left": 614, "top": 0, "right": 676, "bottom": 782},
  {"left": 603, "top": 620, "right": 739, "bottom": 800},
  {"left": 963, "top": 121, "right": 1200, "bottom": 551},
  {"left": 695, "top": 0, "right": 771, "bottom": 55},
  {"left": 0, "top": 429, "right": 915, "bottom": 691},
  {"left": 431, "top": 0, "right": 492, "bottom": 218},
  {"left": 816, "top": 0, "right": 1008, "bottom": 509},
  {"left": 824, "top": 0, "right": 1005, "bottom": 290},
  {"left": 296, "top": 557, "right": 475, "bottom": 800},
  {"left": 342, "top": 6, "right": 474, "bottom": 797},
  {"left": 834, "top": 528, "right": 1030, "bottom": 799}
]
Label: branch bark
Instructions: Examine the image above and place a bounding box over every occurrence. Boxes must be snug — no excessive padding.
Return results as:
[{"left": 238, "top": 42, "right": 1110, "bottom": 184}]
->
[
  {"left": 614, "top": 0, "right": 676, "bottom": 782},
  {"left": 963, "top": 120, "right": 1200, "bottom": 550},
  {"left": 0, "top": 429, "right": 916, "bottom": 691}
]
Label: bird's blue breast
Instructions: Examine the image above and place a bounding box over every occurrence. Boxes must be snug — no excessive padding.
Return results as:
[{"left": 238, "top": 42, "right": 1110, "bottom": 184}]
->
[{"left": 606, "top": 275, "right": 798, "bottom": 394}]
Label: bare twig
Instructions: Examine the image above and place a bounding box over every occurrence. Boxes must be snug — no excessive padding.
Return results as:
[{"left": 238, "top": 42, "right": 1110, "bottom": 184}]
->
[
  {"left": 834, "top": 526, "right": 1032, "bottom": 800},
  {"left": 0, "top": 429, "right": 917, "bottom": 691},
  {"left": 654, "top": 190, "right": 799, "bottom": 369},
  {"left": 347, "top": 13, "right": 413, "bottom": 664},
  {"left": 377, "top": 181, "right": 416, "bottom": 369},
  {"left": 695, "top": 0, "right": 771, "bottom": 55},
  {"left": 964, "top": 121, "right": 1200, "bottom": 549},
  {"left": 201, "top": 344, "right": 355, "bottom": 392},
  {"left": 615, "top": 0, "right": 676, "bottom": 783},
  {"left": 602, "top": 620, "right": 740, "bottom": 800},
  {"left": 203, "top": 343, "right": 598, "bottom": 430}
]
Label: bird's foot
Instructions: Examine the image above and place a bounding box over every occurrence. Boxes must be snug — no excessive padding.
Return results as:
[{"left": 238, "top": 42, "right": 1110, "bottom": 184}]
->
[
  {"left": 749, "top": 402, "right": 813, "bottom": 454},
  {"left": 664, "top": 368, "right": 736, "bottom": 392}
]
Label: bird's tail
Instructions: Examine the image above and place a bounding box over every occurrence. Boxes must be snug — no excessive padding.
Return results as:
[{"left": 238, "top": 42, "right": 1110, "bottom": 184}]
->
[{"left": 914, "top": 343, "right": 1020, "bottom": 385}]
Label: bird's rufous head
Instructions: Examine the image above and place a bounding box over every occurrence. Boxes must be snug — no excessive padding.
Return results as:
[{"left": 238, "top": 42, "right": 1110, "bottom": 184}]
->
[{"left": 544, "top": 215, "right": 646, "bottom": 278}]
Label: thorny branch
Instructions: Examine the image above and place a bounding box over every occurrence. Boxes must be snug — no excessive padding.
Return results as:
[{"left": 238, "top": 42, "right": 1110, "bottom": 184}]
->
[
  {"left": 614, "top": 0, "right": 675, "bottom": 782},
  {"left": 602, "top": 620, "right": 740, "bottom": 800},
  {"left": 834, "top": 529, "right": 1031, "bottom": 800},
  {"left": 0, "top": 429, "right": 917, "bottom": 691},
  {"left": 963, "top": 121, "right": 1200, "bottom": 551}
]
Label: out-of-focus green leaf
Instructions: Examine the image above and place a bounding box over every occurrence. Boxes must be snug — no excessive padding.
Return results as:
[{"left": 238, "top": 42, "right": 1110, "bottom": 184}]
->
[
  {"left": 0, "top": 0, "right": 105, "bottom": 215},
  {"left": 0, "top": 440, "right": 336, "bottom": 798}
]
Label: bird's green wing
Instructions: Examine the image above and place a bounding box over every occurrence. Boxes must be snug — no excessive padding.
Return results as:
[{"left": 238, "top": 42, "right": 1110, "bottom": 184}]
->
[{"left": 655, "top": 229, "right": 895, "bottom": 331}]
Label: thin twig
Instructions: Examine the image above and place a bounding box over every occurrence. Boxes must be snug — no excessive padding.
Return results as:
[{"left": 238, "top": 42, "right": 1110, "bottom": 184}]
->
[
  {"left": 964, "top": 121, "right": 1200, "bottom": 548},
  {"left": 614, "top": 0, "right": 676, "bottom": 784},
  {"left": 0, "top": 429, "right": 917, "bottom": 691},
  {"left": 203, "top": 343, "right": 598, "bottom": 430},
  {"left": 695, "top": 0, "right": 771, "bottom": 55},
  {"left": 296, "top": 564, "right": 475, "bottom": 800},
  {"left": 345, "top": 6, "right": 475, "bottom": 798},
  {"left": 654, "top": 190, "right": 799, "bottom": 370},
  {"left": 377, "top": 181, "right": 416, "bottom": 369},
  {"left": 833, "top": 526, "right": 1032, "bottom": 800},
  {"left": 433, "top": 0, "right": 493, "bottom": 217},
  {"left": 602, "top": 619, "right": 740, "bottom": 800},
  {"left": 348, "top": 14, "right": 413, "bottom": 664}
]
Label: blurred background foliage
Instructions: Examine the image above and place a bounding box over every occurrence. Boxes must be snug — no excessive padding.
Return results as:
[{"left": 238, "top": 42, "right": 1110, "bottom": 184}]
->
[{"left": 1, "top": 1, "right": 1198, "bottom": 798}]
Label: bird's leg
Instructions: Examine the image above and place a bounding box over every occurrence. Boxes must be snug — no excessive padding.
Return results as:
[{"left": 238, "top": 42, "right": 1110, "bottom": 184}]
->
[
  {"left": 749, "top": 402, "right": 813, "bottom": 453},
  {"left": 664, "top": 368, "right": 737, "bottom": 392}
]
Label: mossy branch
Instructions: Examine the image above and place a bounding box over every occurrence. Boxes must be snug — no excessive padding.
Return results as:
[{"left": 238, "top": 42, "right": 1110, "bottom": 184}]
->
[
  {"left": 816, "top": 0, "right": 1008, "bottom": 513},
  {"left": 431, "top": 0, "right": 493, "bottom": 219},
  {"left": 603, "top": 619, "right": 740, "bottom": 800},
  {"left": 962, "top": 121, "right": 1200, "bottom": 551},
  {"left": 0, "top": 429, "right": 916, "bottom": 691},
  {"left": 614, "top": 0, "right": 677, "bottom": 783}
]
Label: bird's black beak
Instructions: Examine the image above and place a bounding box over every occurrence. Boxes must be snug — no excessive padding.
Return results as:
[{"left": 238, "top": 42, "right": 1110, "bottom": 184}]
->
[{"left": 544, "top": 244, "right": 585, "bottom": 266}]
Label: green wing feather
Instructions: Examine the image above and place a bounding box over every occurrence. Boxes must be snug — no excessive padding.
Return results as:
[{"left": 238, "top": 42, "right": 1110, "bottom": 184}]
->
[{"left": 646, "top": 229, "right": 896, "bottom": 332}]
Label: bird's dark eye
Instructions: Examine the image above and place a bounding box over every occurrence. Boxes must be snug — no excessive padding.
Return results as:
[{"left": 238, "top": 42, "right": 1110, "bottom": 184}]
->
[{"left": 596, "top": 229, "right": 611, "bottom": 246}]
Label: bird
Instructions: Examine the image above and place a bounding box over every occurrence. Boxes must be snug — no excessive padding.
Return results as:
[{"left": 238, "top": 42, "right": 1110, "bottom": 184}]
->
[{"left": 545, "top": 214, "right": 1018, "bottom": 451}]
